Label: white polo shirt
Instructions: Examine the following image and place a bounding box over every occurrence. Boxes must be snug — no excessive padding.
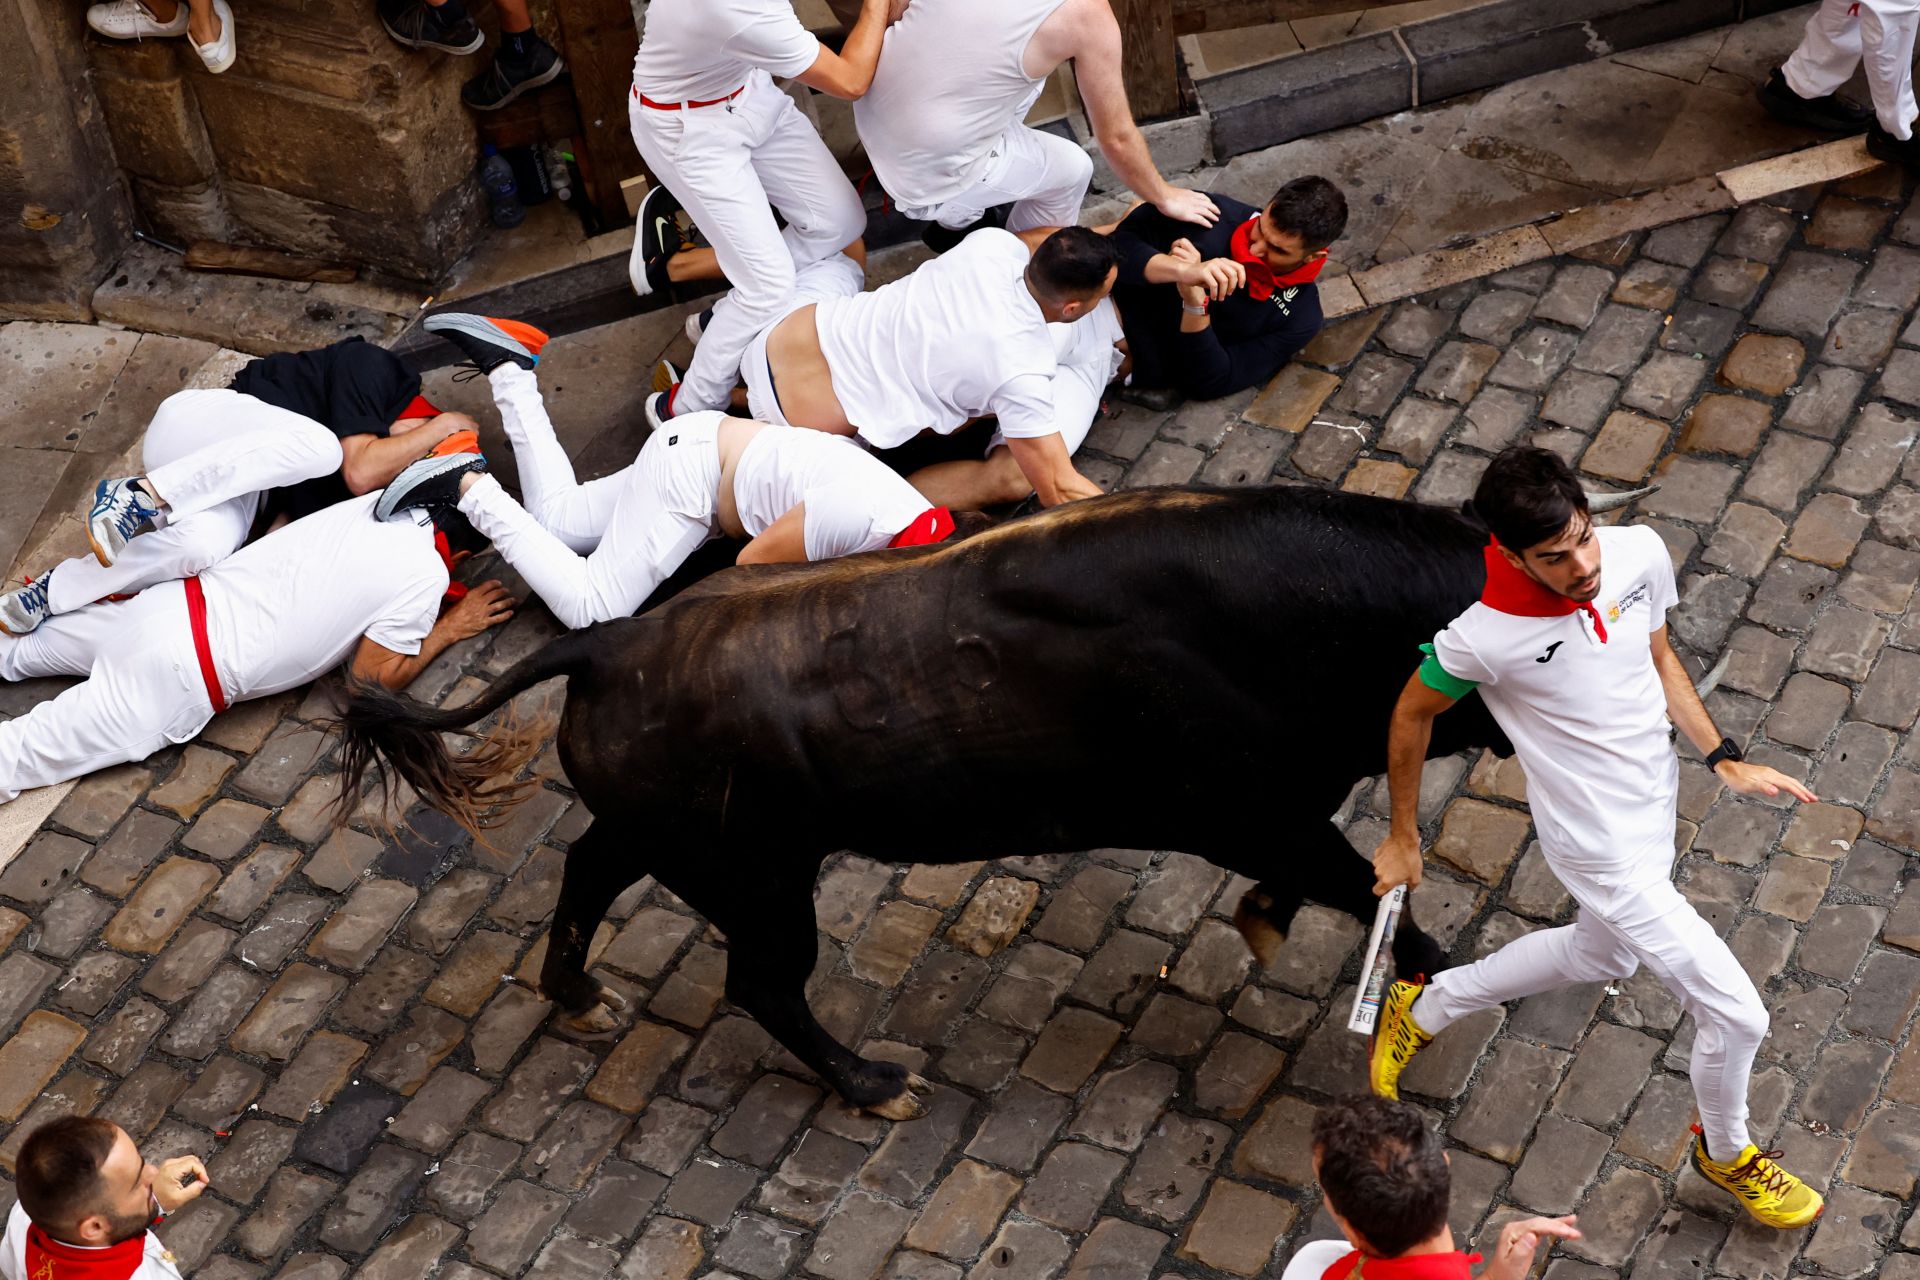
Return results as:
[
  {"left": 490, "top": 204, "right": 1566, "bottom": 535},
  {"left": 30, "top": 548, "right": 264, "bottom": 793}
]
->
[
  {"left": 631, "top": 0, "right": 819, "bottom": 103},
  {"left": 814, "top": 229, "right": 1059, "bottom": 449},
  {"left": 1428, "top": 524, "right": 1680, "bottom": 881}
]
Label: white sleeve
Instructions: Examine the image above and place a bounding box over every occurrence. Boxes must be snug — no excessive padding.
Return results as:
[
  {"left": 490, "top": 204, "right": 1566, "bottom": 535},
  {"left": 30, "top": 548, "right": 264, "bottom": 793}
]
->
[
  {"left": 364, "top": 567, "right": 447, "bottom": 657},
  {"left": 1432, "top": 617, "right": 1498, "bottom": 688},
  {"left": 1642, "top": 525, "right": 1679, "bottom": 627},
  {"left": 1, "top": 1202, "right": 27, "bottom": 1280},
  {"left": 721, "top": 5, "right": 820, "bottom": 78},
  {"left": 1279, "top": 1238, "right": 1354, "bottom": 1280},
  {"left": 988, "top": 373, "right": 1060, "bottom": 441}
]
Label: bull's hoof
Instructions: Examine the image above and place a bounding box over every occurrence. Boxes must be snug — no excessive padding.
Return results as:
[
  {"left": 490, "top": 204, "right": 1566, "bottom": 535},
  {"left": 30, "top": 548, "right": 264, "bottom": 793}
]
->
[
  {"left": 1233, "top": 891, "right": 1286, "bottom": 970},
  {"left": 864, "top": 1072, "right": 935, "bottom": 1122},
  {"left": 557, "top": 985, "right": 630, "bottom": 1039}
]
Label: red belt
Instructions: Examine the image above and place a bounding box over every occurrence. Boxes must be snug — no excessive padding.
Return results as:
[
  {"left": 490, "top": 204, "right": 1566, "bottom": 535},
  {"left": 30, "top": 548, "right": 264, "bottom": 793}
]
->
[
  {"left": 184, "top": 577, "right": 228, "bottom": 715},
  {"left": 634, "top": 84, "right": 744, "bottom": 110}
]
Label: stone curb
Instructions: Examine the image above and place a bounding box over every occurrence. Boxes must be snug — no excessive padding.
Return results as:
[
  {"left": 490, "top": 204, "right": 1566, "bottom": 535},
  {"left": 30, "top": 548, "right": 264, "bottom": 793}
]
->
[{"left": 1195, "top": 0, "right": 1805, "bottom": 161}]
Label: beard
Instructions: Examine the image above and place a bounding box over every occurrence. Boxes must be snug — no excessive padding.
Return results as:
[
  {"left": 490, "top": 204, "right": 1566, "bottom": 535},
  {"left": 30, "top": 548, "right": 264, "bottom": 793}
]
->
[{"left": 100, "top": 1197, "right": 155, "bottom": 1246}]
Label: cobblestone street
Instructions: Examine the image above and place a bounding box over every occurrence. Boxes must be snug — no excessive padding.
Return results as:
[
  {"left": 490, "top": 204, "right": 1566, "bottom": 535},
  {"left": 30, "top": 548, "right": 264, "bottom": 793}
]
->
[{"left": 4, "top": 164, "right": 1920, "bottom": 1280}]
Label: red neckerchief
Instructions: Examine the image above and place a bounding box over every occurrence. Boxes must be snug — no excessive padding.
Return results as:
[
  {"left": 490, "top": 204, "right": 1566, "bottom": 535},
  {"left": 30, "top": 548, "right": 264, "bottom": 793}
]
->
[
  {"left": 432, "top": 527, "right": 469, "bottom": 606},
  {"left": 1482, "top": 537, "right": 1606, "bottom": 642},
  {"left": 889, "top": 507, "right": 955, "bottom": 548},
  {"left": 397, "top": 394, "right": 443, "bottom": 422},
  {"left": 1321, "top": 1248, "right": 1482, "bottom": 1279},
  {"left": 1229, "top": 215, "right": 1328, "bottom": 301},
  {"left": 25, "top": 1220, "right": 151, "bottom": 1280}
]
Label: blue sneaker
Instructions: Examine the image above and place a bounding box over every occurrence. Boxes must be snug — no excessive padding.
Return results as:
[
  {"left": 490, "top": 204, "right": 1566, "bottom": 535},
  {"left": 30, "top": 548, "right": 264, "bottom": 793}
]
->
[
  {"left": 87, "top": 478, "right": 162, "bottom": 567},
  {"left": 376, "top": 452, "right": 489, "bottom": 522},
  {"left": 0, "top": 571, "right": 52, "bottom": 636}
]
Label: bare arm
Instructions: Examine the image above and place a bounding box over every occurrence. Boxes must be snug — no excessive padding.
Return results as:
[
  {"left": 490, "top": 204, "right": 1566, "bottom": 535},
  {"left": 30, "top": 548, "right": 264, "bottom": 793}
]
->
[
  {"left": 1651, "top": 625, "right": 1817, "bottom": 802},
  {"left": 1375, "top": 672, "right": 1457, "bottom": 894},
  {"left": 1065, "top": 0, "right": 1218, "bottom": 225},
  {"left": 348, "top": 581, "right": 516, "bottom": 691},
  {"left": 737, "top": 504, "right": 812, "bottom": 564},
  {"left": 1478, "top": 1216, "right": 1581, "bottom": 1280},
  {"left": 1005, "top": 433, "right": 1103, "bottom": 507},
  {"left": 338, "top": 412, "right": 476, "bottom": 495},
  {"left": 793, "top": 0, "right": 892, "bottom": 100}
]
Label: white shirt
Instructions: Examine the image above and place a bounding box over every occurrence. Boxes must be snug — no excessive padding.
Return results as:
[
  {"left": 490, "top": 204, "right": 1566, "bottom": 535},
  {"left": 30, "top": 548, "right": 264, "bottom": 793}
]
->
[
  {"left": 852, "top": 0, "right": 1068, "bottom": 206},
  {"left": 1279, "top": 1240, "right": 1355, "bottom": 1280},
  {"left": 2, "top": 1203, "right": 184, "bottom": 1280},
  {"left": 815, "top": 229, "right": 1059, "bottom": 449},
  {"left": 631, "top": 0, "right": 818, "bottom": 104},
  {"left": 731, "top": 425, "right": 934, "bottom": 561},
  {"left": 1430, "top": 524, "right": 1681, "bottom": 879},
  {"left": 202, "top": 493, "right": 448, "bottom": 701}
]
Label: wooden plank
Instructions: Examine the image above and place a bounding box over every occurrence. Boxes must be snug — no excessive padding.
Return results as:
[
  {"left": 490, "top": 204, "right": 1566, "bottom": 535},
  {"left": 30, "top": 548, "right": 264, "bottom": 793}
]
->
[
  {"left": 184, "top": 241, "right": 357, "bottom": 283},
  {"left": 550, "top": 0, "right": 643, "bottom": 232},
  {"left": 1115, "top": 0, "right": 1180, "bottom": 122},
  {"left": 1173, "top": 0, "right": 1394, "bottom": 34}
]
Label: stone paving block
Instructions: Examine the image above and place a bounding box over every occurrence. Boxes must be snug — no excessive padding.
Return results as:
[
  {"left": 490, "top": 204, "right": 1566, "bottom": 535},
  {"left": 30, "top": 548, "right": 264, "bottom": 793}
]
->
[
  {"left": 1378, "top": 303, "right": 1452, "bottom": 358},
  {"left": 1803, "top": 1038, "right": 1895, "bottom": 1131},
  {"left": 233, "top": 727, "right": 328, "bottom": 804},
  {"left": 1124, "top": 441, "right": 1203, "bottom": 487},
  {"left": 1622, "top": 351, "right": 1709, "bottom": 420},
  {"left": 1200, "top": 423, "right": 1291, "bottom": 486},
  {"left": 97, "top": 1061, "right": 188, "bottom": 1139},
  {"left": 674, "top": 1016, "right": 771, "bottom": 1111},
  {"left": 1328, "top": 352, "right": 1414, "bottom": 416},
  {"left": 1581, "top": 410, "right": 1665, "bottom": 482},
  {"left": 1174, "top": 1180, "right": 1292, "bottom": 1278},
  {"left": 1411, "top": 341, "right": 1501, "bottom": 406},
  {"left": 1243, "top": 365, "right": 1341, "bottom": 433},
  {"left": 51, "top": 763, "right": 151, "bottom": 839},
  {"left": 141, "top": 917, "right": 235, "bottom": 1003},
  {"left": 709, "top": 1073, "right": 820, "bottom": 1168},
  {"left": 1868, "top": 765, "right": 1920, "bottom": 847},
  {"left": 1534, "top": 264, "right": 1615, "bottom": 328},
  {"left": 1701, "top": 503, "right": 1785, "bottom": 579},
  {"left": 231, "top": 963, "right": 347, "bottom": 1061},
  {"left": 234, "top": 1167, "right": 337, "bottom": 1260},
  {"left": 1377, "top": 396, "right": 1456, "bottom": 463},
  {"left": 1451, "top": 1039, "right": 1569, "bottom": 1164},
  {"left": 307, "top": 877, "right": 417, "bottom": 971},
  {"left": 159, "top": 964, "right": 265, "bottom": 1060},
  {"left": 1341, "top": 459, "right": 1415, "bottom": 498},
  {"left": 465, "top": 1177, "right": 570, "bottom": 1273},
  {"left": 1841, "top": 538, "right": 1920, "bottom": 614},
  {"left": 0, "top": 1011, "right": 87, "bottom": 1120},
  {"left": 1825, "top": 306, "right": 1902, "bottom": 371},
  {"left": 1563, "top": 1165, "right": 1665, "bottom": 1266},
  {"left": 334, "top": 945, "right": 435, "bottom": 1038},
  {"left": 1804, "top": 1184, "right": 1901, "bottom": 1278},
  {"left": 943, "top": 875, "right": 1038, "bottom": 959},
  {"left": 807, "top": 1190, "right": 914, "bottom": 1280},
  {"left": 304, "top": 828, "right": 382, "bottom": 894},
  {"left": 1459, "top": 290, "right": 1534, "bottom": 345},
  {"left": 1430, "top": 797, "right": 1530, "bottom": 884},
  {"left": 1614, "top": 258, "right": 1686, "bottom": 311},
  {"left": 1754, "top": 855, "right": 1831, "bottom": 922},
  {"left": 1510, "top": 1113, "right": 1610, "bottom": 1215},
  {"left": 425, "top": 1131, "right": 521, "bottom": 1223},
  {"left": 388, "top": 1066, "right": 493, "bottom": 1151},
  {"left": 902, "top": 1160, "right": 1020, "bottom": 1262},
  {"left": 2, "top": 831, "right": 92, "bottom": 906},
  {"left": 1679, "top": 394, "right": 1770, "bottom": 459},
  {"left": 1752, "top": 251, "right": 1862, "bottom": 343},
  {"left": 148, "top": 745, "right": 236, "bottom": 818},
  {"left": 1663, "top": 300, "right": 1743, "bottom": 359},
  {"left": 1487, "top": 327, "right": 1576, "bottom": 394},
  {"left": 1538, "top": 370, "right": 1616, "bottom": 433},
  {"left": 182, "top": 798, "right": 268, "bottom": 862},
  {"left": 36, "top": 886, "right": 114, "bottom": 959},
  {"left": 1031, "top": 865, "right": 1133, "bottom": 952},
  {"left": 1878, "top": 346, "right": 1920, "bottom": 409},
  {"left": 258, "top": 1030, "right": 367, "bottom": 1120},
  {"left": 859, "top": 1083, "right": 970, "bottom": 1201},
  {"left": 409, "top": 868, "right": 499, "bottom": 956},
  {"left": 354, "top": 1214, "right": 464, "bottom": 1279},
  {"left": 154, "top": 1200, "right": 239, "bottom": 1275},
  {"left": 1692, "top": 255, "right": 1770, "bottom": 312},
  {"left": 1457, "top": 385, "right": 1533, "bottom": 452},
  {"left": 1841, "top": 948, "right": 1920, "bottom": 1040},
  {"left": 521, "top": 1099, "right": 632, "bottom": 1192},
  {"left": 880, "top": 950, "right": 988, "bottom": 1044}
]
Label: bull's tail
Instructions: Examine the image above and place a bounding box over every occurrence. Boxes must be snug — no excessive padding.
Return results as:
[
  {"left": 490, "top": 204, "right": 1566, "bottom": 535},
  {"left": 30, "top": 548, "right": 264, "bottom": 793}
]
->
[{"left": 329, "top": 628, "right": 598, "bottom": 834}]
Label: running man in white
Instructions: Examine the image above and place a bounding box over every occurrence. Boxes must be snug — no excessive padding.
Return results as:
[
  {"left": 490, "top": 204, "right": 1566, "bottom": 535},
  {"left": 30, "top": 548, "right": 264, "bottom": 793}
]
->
[
  {"left": 739, "top": 225, "right": 1121, "bottom": 508},
  {"left": 629, "top": 0, "right": 897, "bottom": 425},
  {"left": 3, "top": 1117, "right": 211, "bottom": 1280},
  {"left": 851, "top": 0, "right": 1218, "bottom": 242},
  {"left": 0, "top": 490, "right": 511, "bottom": 802},
  {"left": 1368, "top": 446, "right": 1825, "bottom": 1230},
  {"left": 0, "top": 338, "right": 479, "bottom": 638},
  {"left": 377, "top": 315, "right": 955, "bottom": 630},
  {"left": 1762, "top": 0, "right": 1918, "bottom": 167}
]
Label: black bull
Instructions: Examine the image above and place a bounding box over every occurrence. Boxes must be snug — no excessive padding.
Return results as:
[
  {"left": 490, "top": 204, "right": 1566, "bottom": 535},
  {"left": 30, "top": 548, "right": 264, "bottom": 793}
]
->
[{"left": 333, "top": 484, "right": 1514, "bottom": 1119}]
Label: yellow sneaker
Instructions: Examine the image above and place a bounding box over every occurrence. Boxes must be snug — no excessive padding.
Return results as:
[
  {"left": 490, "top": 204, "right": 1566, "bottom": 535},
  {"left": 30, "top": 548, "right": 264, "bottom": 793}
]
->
[
  {"left": 1368, "top": 979, "right": 1433, "bottom": 1100},
  {"left": 1689, "top": 1126, "right": 1824, "bottom": 1229}
]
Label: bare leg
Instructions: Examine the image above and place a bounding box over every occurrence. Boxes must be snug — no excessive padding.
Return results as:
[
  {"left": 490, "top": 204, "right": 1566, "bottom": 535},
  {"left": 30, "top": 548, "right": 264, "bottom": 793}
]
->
[
  {"left": 908, "top": 447, "right": 1033, "bottom": 511},
  {"left": 185, "top": 0, "right": 219, "bottom": 45},
  {"left": 495, "top": 0, "right": 533, "bottom": 34},
  {"left": 144, "top": 0, "right": 179, "bottom": 19},
  {"left": 669, "top": 238, "right": 862, "bottom": 287}
]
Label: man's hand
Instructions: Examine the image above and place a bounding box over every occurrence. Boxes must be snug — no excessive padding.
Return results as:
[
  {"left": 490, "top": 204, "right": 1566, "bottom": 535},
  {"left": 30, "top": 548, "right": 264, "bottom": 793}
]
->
[
  {"left": 1155, "top": 187, "right": 1220, "bottom": 226},
  {"left": 1182, "top": 257, "right": 1247, "bottom": 302},
  {"left": 440, "top": 580, "right": 516, "bottom": 642},
  {"left": 1481, "top": 1215, "right": 1580, "bottom": 1280},
  {"left": 1717, "top": 761, "right": 1817, "bottom": 804},
  {"left": 1372, "top": 829, "right": 1424, "bottom": 896},
  {"left": 154, "top": 1157, "right": 209, "bottom": 1214}
]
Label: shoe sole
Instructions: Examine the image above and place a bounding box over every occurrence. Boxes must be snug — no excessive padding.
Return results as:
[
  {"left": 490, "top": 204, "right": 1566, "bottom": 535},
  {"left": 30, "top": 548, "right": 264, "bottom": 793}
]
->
[
  {"left": 380, "top": 15, "right": 484, "bottom": 54},
  {"left": 651, "top": 361, "right": 681, "bottom": 396},
  {"left": 87, "top": 520, "right": 117, "bottom": 569},
  {"left": 1688, "top": 1147, "right": 1825, "bottom": 1229},
  {"left": 464, "top": 56, "right": 565, "bottom": 112},
  {"left": 423, "top": 312, "right": 548, "bottom": 365},
  {"left": 0, "top": 614, "right": 41, "bottom": 637},
  {"left": 376, "top": 454, "right": 483, "bottom": 522}
]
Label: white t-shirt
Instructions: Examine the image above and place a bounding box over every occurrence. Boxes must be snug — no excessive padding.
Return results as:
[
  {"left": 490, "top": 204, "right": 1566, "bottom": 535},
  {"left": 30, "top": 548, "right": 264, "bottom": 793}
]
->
[
  {"left": 852, "top": 0, "right": 1067, "bottom": 207},
  {"left": 2, "top": 1203, "right": 183, "bottom": 1280},
  {"left": 631, "top": 0, "right": 818, "bottom": 104},
  {"left": 1430, "top": 524, "right": 1681, "bottom": 880},
  {"left": 1279, "top": 1239, "right": 1356, "bottom": 1280},
  {"left": 815, "top": 229, "right": 1059, "bottom": 449},
  {"left": 201, "top": 493, "right": 448, "bottom": 701},
  {"left": 730, "top": 425, "right": 933, "bottom": 561}
]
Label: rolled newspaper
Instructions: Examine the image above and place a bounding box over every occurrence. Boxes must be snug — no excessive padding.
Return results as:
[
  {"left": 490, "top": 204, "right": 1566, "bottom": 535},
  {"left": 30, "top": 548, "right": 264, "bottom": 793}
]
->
[{"left": 1348, "top": 884, "right": 1407, "bottom": 1034}]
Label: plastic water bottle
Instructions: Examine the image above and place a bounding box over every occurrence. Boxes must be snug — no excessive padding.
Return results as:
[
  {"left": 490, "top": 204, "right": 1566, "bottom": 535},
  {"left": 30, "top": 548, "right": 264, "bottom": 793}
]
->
[
  {"left": 545, "top": 144, "right": 573, "bottom": 204},
  {"left": 479, "top": 144, "right": 524, "bottom": 229}
]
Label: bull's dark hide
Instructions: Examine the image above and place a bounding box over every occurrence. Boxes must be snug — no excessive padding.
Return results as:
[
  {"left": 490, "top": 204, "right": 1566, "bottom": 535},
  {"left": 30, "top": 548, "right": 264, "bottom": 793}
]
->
[{"left": 335, "top": 484, "right": 1512, "bottom": 1117}]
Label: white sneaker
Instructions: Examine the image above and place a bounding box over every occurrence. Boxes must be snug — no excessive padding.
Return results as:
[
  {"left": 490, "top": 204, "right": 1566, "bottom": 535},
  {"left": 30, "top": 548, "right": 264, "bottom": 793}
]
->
[
  {"left": 86, "top": 0, "right": 189, "bottom": 38},
  {"left": 194, "top": 0, "right": 235, "bottom": 72}
]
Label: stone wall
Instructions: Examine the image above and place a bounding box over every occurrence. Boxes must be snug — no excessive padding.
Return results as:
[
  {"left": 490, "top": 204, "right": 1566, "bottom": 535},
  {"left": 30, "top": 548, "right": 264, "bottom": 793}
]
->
[
  {"left": 85, "top": 0, "right": 486, "bottom": 283},
  {"left": 0, "top": 0, "right": 134, "bottom": 320}
]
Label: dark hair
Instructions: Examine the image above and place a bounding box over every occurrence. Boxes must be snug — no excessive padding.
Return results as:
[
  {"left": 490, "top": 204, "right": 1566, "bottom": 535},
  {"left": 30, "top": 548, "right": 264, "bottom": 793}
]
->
[
  {"left": 17, "top": 1117, "right": 118, "bottom": 1229},
  {"left": 434, "top": 506, "right": 488, "bottom": 557},
  {"left": 1267, "top": 176, "right": 1348, "bottom": 249},
  {"left": 1312, "top": 1096, "right": 1450, "bottom": 1258},
  {"left": 1029, "top": 226, "right": 1120, "bottom": 306},
  {"left": 1471, "top": 445, "right": 1588, "bottom": 552}
]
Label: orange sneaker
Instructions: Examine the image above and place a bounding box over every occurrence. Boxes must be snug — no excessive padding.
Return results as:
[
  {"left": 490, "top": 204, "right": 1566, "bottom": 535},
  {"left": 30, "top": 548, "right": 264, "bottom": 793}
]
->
[{"left": 422, "top": 312, "right": 548, "bottom": 371}]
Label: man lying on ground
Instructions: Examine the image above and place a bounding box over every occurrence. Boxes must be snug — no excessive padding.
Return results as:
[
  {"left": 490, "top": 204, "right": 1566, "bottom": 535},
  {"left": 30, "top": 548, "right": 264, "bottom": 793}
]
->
[
  {"left": 653, "top": 224, "right": 1120, "bottom": 508},
  {"left": 377, "top": 314, "right": 956, "bottom": 630},
  {"left": 1108, "top": 174, "right": 1347, "bottom": 405},
  {"left": 0, "top": 486, "right": 509, "bottom": 802},
  {"left": 0, "top": 337, "right": 478, "bottom": 637},
  {"left": 2, "top": 1117, "right": 210, "bottom": 1280}
]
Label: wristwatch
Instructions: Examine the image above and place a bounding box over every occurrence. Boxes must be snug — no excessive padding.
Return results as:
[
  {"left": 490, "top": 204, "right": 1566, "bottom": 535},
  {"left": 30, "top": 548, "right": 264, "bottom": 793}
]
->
[{"left": 1704, "top": 737, "right": 1744, "bottom": 771}]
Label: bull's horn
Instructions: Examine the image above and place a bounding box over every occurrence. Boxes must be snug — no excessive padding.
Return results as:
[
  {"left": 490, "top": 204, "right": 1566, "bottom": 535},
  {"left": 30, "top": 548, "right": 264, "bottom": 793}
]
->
[
  {"left": 1694, "top": 651, "right": 1731, "bottom": 700},
  {"left": 1584, "top": 485, "right": 1658, "bottom": 512}
]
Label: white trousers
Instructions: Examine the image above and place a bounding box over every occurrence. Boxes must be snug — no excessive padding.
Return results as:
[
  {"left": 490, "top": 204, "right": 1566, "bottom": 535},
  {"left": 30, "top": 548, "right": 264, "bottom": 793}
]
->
[
  {"left": 44, "top": 389, "right": 343, "bottom": 616},
  {"left": 988, "top": 297, "right": 1126, "bottom": 455},
  {"left": 0, "top": 584, "right": 212, "bottom": 802},
  {"left": 1413, "top": 858, "right": 1768, "bottom": 1159},
  {"left": 904, "top": 122, "right": 1095, "bottom": 233},
  {"left": 741, "top": 253, "right": 868, "bottom": 429},
  {"left": 457, "top": 367, "right": 720, "bottom": 629},
  {"left": 632, "top": 70, "right": 867, "bottom": 414},
  {"left": 1784, "top": 0, "right": 1920, "bottom": 138}
]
